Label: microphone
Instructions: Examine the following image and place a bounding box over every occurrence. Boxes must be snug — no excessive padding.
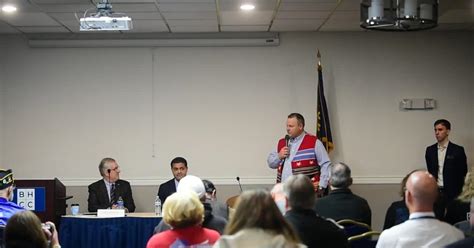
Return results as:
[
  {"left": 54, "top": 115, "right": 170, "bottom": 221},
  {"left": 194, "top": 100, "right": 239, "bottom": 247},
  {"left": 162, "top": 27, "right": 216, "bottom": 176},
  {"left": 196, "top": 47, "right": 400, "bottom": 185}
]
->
[
  {"left": 285, "top": 134, "right": 290, "bottom": 147},
  {"left": 281, "top": 135, "right": 291, "bottom": 165},
  {"left": 236, "top": 177, "right": 243, "bottom": 193}
]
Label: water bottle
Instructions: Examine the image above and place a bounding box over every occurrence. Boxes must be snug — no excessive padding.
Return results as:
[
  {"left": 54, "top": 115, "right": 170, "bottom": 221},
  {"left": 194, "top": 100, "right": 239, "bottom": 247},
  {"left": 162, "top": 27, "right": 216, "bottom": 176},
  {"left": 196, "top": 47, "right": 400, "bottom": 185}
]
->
[
  {"left": 117, "top": 196, "right": 124, "bottom": 209},
  {"left": 154, "top": 196, "right": 162, "bottom": 216}
]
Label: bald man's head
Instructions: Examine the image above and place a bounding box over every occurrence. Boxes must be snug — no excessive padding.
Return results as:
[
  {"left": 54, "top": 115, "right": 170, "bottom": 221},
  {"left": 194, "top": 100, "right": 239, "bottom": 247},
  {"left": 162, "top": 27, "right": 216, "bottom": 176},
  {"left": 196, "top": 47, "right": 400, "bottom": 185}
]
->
[{"left": 405, "top": 170, "right": 439, "bottom": 211}]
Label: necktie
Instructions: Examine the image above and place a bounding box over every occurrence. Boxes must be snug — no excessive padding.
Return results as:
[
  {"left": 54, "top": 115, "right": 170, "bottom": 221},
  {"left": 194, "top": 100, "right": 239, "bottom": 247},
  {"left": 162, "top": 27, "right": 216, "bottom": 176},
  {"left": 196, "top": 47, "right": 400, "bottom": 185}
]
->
[{"left": 110, "top": 183, "right": 116, "bottom": 205}]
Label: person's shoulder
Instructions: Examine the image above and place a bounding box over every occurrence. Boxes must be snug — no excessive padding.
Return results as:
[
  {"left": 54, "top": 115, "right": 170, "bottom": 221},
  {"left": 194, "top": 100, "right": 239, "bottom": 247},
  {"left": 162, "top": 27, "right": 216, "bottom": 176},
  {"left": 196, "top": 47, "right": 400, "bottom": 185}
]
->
[
  {"left": 162, "top": 179, "right": 175, "bottom": 186},
  {"left": 448, "top": 142, "right": 465, "bottom": 151},
  {"left": 88, "top": 179, "right": 103, "bottom": 188},
  {"left": 117, "top": 179, "right": 131, "bottom": 185},
  {"left": 426, "top": 143, "right": 437, "bottom": 150}
]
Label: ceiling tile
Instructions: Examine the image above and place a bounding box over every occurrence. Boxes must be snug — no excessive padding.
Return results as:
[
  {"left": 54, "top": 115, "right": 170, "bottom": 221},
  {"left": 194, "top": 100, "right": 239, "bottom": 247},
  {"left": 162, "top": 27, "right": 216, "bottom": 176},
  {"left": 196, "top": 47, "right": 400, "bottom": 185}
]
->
[
  {"left": 0, "top": 21, "right": 20, "bottom": 33},
  {"left": 110, "top": 0, "right": 156, "bottom": 3},
  {"left": 157, "top": 0, "right": 214, "bottom": 2},
  {"left": 219, "top": 0, "right": 278, "bottom": 11},
  {"left": 221, "top": 25, "right": 268, "bottom": 32},
  {"left": 330, "top": 10, "right": 359, "bottom": 20},
  {"left": 111, "top": 3, "right": 158, "bottom": 12},
  {"left": 270, "top": 19, "right": 324, "bottom": 31},
  {"left": 17, "top": 26, "right": 71, "bottom": 33},
  {"left": 319, "top": 19, "right": 361, "bottom": 31},
  {"left": 158, "top": 3, "right": 216, "bottom": 12},
  {"left": 30, "top": 0, "right": 90, "bottom": 4},
  {"left": 123, "top": 19, "right": 169, "bottom": 32},
  {"left": 220, "top": 10, "right": 273, "bottom": 25},
  {"left": 34, "top": 3, "right": 95, "bottom": 12},
  {"left": 161, "top": 11, "right": 217, "bottom": 20},
  {"left": 1, "top": 12, "right": 61, "bottom": 26},
  {"left": 279, "top": 2, "right": 337, "bottom": 11},
  {"left": 169, "top": 25, "right": 218, "bottom": 32},
  {"left": 336, "top": 0, "right": 360, "bottom": 11},
  {"left": 439, "top": 9, "right": 474, "bottom": 23},
  {"left": 47, "top": 12, "right": 85, "bottom": 21},
  {"left": 126, "top": 12, "right": 163, "bottom": 20},
  {"left": 166, "top": 19, "right": 217, "bottom": 26},
  {"left": 59, "top": 20, "right": 84, "bottom": 32},
  {"left": 276, "top": 11, "right": 331, "bottom": 19}
]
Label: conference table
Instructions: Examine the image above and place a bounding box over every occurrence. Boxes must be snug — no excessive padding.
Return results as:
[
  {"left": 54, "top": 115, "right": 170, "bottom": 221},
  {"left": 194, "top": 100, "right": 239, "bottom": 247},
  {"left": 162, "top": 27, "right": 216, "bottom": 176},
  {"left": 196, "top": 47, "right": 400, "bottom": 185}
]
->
[{"left": 59, "top": 212, "right": 162, "bottom": 248}]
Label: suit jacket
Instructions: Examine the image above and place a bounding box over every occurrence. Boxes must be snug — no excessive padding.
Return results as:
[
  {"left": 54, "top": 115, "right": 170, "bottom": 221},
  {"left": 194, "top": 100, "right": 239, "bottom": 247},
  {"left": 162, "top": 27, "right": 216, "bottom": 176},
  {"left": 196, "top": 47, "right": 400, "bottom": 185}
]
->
[
  {"left": 313, "top": 188, "right": 372, "bottom": 226},
  {"left": 425, "top": 141, "right": 467, "bottom": 201},
  {"left": 88, "top": 179, "right": 136, "bottom": 212},
  {"left": 157, "top": 179, "right": 176, "bottom": 204},
  {"left": 285, "top": 208, "right": 348, "bottom": 248}
]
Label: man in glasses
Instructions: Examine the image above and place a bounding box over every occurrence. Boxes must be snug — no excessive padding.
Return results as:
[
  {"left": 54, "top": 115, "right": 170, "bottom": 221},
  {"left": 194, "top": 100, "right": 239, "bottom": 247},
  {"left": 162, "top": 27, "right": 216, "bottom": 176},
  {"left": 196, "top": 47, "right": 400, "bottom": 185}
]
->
[
  {"left": 0, "top": 168, "right": 24, "bottom": 225},
  {"left": 88, "top": 158, "right": 136, "bottom": 212}
]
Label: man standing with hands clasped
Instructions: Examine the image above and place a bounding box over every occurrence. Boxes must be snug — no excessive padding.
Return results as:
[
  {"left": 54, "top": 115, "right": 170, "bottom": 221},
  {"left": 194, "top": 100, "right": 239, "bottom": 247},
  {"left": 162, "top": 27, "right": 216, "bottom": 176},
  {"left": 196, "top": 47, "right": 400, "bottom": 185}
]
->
[
  {"left": 425, "top": 119, "right": 467, "bottom": 216},
  {"left": 267, "top": 113, "right": 331, "bottom": 194}
]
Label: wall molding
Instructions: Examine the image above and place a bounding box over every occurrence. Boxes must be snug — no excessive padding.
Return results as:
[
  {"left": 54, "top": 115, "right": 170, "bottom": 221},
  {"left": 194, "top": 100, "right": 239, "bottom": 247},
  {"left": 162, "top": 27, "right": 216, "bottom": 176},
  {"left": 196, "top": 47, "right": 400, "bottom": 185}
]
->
[{"left": 17, "top": 176, "right": 403, "bottom": 186}]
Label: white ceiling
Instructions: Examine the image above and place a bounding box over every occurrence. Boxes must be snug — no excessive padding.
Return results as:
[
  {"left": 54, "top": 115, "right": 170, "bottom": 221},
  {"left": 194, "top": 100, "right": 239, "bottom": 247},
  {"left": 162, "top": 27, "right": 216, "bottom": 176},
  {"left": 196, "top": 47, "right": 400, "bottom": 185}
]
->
[{"left": 0, "top": 0, "right": 472, "bottom": 34}]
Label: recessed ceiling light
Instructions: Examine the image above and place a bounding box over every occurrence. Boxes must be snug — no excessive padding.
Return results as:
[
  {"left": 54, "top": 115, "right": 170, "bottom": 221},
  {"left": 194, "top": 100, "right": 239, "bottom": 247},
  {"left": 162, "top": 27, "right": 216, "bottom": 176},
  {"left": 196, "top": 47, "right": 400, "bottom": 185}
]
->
[
  {"left": 240, "top": 4, "right": 255, "bottom": 11},
  {"left": 2, "top": 5, "right": 17, "bottom": 13}
]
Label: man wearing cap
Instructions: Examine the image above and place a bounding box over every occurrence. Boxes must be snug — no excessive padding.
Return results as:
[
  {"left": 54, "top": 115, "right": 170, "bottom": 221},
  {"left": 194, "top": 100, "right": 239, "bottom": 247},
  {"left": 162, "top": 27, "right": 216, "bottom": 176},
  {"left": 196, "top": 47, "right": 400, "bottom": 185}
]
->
[
  {"left": 0, "top": 169, "right": 25, "bottom": 226},
  {"left": 88, "top": 158, "right": 136, "bottom": 212},
  {"left": 153, "top": 175, "right": 227, "bottom": 234}
]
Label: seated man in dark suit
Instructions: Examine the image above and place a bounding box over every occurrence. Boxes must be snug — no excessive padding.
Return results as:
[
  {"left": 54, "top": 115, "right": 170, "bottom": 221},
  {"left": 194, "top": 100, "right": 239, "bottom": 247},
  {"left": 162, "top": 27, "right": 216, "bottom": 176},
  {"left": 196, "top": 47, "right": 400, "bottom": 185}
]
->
[
  {"left": 284, "top": 174, "right": 348, "bottom": 248},
  {"left": 154, "top": 175, "right": 227, "bottom": 234},
  {"left": 88, "top": 158, "right": 136, "bottom": 212},
  {"left": 314, "top": 162, "right": 372, "bottom": 225},
  {"left": 157, "top": 157, "right": 188, "bottom": 204}
]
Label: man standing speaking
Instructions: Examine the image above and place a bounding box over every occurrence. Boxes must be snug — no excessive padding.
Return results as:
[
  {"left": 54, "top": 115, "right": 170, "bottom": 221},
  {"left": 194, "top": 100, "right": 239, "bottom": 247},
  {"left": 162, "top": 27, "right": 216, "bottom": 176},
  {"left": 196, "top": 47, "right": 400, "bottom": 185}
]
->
[{"left": 267, "top": 113, "right": 331, "bottom": 194}]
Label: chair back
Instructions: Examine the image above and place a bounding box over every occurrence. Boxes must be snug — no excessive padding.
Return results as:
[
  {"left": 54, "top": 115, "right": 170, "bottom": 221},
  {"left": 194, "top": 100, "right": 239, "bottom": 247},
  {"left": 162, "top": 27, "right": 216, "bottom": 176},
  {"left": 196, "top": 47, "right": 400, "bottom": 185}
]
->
[
  {"left": 348, "top": 231, "right": 381, "bottom": 248},
  {"left": 454, "top": 220, "right": 473, "bottom": 237},
  {"left": 337, "top": 219, "right": 372, "bottom": 238}
]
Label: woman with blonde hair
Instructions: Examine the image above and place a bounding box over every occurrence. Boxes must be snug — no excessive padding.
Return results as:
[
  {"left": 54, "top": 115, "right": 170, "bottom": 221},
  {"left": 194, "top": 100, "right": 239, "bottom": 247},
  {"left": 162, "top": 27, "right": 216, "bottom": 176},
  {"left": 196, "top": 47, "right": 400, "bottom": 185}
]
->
[
  {"left": 445, "top": 171, "right": 474, "bottom": 224},
  {"left": 146, "top": 190, "right": 220, "bottom": 248},
  {"left": 214, "top": 189, "right": 303, "bottom": 248}
]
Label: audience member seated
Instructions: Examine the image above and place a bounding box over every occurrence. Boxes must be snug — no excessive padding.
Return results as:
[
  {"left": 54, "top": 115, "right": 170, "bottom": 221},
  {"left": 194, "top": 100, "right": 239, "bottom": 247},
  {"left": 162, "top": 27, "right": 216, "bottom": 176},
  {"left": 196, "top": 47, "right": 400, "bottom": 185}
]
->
[
  {"left": 87, "top": 158, "right": 136, "bottom": 212},
  {"left": 283, "top": 174, "right": 348, "bottom": 248},
  {"left": 0, "top": 169, "right": 24, "bottom": 226},
  {"left": 146, "top": 191, "right": 220, "bottom": 248},
  {"left": 376, "top": 170, "right": 464, "bottom": 248},
  {"left": 157, "top": 157, "right": 188, "bottom": 204},
  {"left": 445, "top": 172, "right": 473, "bottom": 225},
  {"left": 214, "top": 189, "right": 304, "bottom": 248},
  {"left": 154, "top": 175, "right": 227, "bottom": 234},
  {"left": 446, "top": 197, "right": 474, "bottom": 248},
  {"left": 203, "top": 179, "right": 228, "bottom": 220},
  {"left": 271, "top": 183, "right": 287, "bottom": 214},
  {"left": 5, "top": 210, "right": 60, "bottom": 248},
  {"left": 383, "top": 171, "right": 416, "bottom": 229},
  {"left": 314, "top": 162, "right": 372, "bottom": 225}
]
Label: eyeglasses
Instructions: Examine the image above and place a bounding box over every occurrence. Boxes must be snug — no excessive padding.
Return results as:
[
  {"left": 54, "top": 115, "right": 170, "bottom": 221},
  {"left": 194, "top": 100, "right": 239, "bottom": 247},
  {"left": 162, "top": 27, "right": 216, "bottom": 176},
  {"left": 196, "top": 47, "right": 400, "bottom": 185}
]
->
[{"left": 110, "top": 166, "right": 120, "bottom": 172}]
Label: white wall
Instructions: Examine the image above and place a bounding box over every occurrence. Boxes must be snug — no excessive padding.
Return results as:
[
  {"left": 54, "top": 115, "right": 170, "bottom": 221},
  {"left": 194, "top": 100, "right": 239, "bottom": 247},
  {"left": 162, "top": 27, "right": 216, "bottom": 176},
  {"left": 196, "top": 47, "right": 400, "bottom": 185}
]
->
[{"left": 0, "top": 32, "right": 472, "bottom": 186}]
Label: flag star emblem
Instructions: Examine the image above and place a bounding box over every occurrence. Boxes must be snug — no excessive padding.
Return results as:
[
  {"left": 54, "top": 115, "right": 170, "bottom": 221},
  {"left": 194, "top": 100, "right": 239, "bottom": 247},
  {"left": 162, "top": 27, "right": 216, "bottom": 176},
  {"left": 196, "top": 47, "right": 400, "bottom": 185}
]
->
[
  {"left": 310, "top": 161, "right": 314, "bottom": 164},
  {"left": 297, "top": 162, "right": 301, "bottom": 166}
]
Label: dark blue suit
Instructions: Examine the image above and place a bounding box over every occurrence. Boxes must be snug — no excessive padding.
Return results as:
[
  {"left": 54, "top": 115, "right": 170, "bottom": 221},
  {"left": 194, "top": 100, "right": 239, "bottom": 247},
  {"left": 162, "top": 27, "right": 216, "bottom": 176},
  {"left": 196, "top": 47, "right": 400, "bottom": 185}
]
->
[
  {"left": 88, "top": 179, "right": 136, "bottom": 212},
  {"left": 157, "top": 179, "right": 176, "bottom": 204},
  {"left": 425, "top": 141, "right": 467, "bottom": 201}
]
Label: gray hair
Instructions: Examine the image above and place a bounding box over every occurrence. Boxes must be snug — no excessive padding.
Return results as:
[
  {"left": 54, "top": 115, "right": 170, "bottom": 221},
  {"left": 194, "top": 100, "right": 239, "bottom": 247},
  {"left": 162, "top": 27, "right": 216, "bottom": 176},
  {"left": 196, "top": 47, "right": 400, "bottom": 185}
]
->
[
  {"left": 330, "top": 162, "right": 352, "bottom": 189},
  {"left": 283, "top": 174, "right": 315, "bottom": 209},
  {"left": 98, "top": 158, "right": 116, "bottom": 177}
]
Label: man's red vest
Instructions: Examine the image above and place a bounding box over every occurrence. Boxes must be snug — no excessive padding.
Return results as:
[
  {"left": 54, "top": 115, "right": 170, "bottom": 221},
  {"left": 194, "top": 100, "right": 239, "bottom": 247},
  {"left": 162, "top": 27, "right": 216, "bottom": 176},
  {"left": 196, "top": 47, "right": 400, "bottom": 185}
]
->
[{"left": 276, "top": 134, "right": 321, "bottom": 185}]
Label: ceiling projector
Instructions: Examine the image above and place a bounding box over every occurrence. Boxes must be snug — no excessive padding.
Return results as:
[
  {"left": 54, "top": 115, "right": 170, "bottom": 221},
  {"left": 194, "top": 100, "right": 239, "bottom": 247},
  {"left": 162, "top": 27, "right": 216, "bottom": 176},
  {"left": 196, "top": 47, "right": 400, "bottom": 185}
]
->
[
  {"left": 79, "top": 0, "right": 132, "bottom": 31},
  {"left": 80, "top": 16, "right": 132, "bottom": 31}
]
